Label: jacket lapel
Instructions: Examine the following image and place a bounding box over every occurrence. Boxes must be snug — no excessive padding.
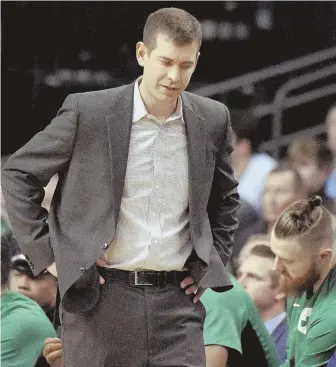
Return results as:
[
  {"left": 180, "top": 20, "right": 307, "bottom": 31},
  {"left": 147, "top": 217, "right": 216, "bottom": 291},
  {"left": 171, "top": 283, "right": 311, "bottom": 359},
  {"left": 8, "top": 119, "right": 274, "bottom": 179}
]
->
[
  {"left": 182, "top": 93, "right": 206, "bottom": 222},
  {"left": 106, "top": 83, "right": 134, "bottom": 221}
]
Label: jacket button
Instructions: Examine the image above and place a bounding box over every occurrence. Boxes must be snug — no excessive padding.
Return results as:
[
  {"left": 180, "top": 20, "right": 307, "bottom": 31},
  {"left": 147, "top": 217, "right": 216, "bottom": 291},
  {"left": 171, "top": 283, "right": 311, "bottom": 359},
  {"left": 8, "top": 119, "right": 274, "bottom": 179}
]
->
[
  {"left": 79, "top": 267, "right": 86, "bottom": 273},
  {"left": 102, "top": 243, "right": 108, "bottom": 249}
]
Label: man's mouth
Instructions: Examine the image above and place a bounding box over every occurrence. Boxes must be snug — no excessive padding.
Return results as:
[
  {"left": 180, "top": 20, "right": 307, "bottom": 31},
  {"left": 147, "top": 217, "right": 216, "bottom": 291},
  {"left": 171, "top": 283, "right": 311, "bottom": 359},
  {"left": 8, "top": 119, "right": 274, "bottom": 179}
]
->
[{"left": 162, "top": 85, "right": 178, "bottom": 91}]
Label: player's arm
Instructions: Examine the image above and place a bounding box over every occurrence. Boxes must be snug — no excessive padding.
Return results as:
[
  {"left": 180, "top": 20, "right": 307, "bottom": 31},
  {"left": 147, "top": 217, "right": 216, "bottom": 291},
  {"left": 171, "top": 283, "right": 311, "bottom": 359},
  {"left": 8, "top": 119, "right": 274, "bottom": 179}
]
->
[
  {"left": 205, "top": 345, "right": 229, "bottom": 367},
  {"left": 201, "top": 290, "right": 243, "bottom": 367}
]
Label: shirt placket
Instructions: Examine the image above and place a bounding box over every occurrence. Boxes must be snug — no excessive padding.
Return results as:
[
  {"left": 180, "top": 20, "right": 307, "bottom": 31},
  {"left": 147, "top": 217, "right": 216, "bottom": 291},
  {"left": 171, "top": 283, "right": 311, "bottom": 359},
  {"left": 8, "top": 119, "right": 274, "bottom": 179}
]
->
[{"left": 144, "top": 119, "right": 166, "bottom": 267}]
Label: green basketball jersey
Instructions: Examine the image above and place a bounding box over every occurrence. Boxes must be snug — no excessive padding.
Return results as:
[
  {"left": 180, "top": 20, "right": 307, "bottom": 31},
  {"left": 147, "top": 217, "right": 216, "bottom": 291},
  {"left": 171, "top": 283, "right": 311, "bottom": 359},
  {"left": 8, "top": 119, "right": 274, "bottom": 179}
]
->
[
  {"left": 282, "top": 266, "right": 336, "bottom": 367},
  {"left": 201, "top": 275, "right": 280, "bottom": 367}
]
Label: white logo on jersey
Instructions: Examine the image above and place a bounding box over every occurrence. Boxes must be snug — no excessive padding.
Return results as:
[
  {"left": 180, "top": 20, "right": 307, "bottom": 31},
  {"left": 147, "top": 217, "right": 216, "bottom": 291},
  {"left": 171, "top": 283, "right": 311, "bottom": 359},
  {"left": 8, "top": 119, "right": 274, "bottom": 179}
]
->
[{"left": 297, "top": 307, "right": 313, "bottom": 334}]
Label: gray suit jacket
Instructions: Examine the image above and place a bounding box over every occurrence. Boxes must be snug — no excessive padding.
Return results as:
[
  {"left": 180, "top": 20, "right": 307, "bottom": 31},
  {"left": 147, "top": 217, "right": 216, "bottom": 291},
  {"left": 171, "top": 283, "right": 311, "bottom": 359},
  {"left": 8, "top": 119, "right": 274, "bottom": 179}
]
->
[{"left": 2, "top": 82, "right": 239, "bottom": 313}]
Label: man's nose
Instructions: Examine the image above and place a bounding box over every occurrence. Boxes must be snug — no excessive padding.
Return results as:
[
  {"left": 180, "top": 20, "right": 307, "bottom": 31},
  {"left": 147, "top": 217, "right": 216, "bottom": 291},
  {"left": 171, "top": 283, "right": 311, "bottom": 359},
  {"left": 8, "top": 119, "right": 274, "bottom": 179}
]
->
[{"left": 167, "top": 66, "right": 181, "bottom": 83}]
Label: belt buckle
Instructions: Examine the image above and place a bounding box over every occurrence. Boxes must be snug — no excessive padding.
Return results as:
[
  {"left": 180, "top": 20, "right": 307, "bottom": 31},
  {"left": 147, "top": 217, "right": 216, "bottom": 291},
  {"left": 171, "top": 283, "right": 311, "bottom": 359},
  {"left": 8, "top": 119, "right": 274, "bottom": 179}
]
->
[{"left": 134, "top": 271, "right": 153, "bottom": 286}]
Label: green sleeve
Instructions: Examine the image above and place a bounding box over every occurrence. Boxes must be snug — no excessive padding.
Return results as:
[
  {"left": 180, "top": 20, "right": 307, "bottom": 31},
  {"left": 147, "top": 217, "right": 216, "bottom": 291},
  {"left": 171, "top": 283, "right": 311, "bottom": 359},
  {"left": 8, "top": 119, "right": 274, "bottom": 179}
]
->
[
  {"left": 296, "top": 314, "right": 336, "bottom": 367},
  {"left": 1, "top": 309, "right": 57, "bottom": 366},
  {"left": 201, "top": 288, "right": 246, "bottom": 354}
]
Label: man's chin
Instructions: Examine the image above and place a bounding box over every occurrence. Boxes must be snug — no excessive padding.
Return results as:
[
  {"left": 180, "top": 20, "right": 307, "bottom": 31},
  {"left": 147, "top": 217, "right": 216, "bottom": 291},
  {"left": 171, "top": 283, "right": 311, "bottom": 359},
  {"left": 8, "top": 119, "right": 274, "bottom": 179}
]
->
[{"left": 279, "top": 271, "right": 320, "bottom": 296}]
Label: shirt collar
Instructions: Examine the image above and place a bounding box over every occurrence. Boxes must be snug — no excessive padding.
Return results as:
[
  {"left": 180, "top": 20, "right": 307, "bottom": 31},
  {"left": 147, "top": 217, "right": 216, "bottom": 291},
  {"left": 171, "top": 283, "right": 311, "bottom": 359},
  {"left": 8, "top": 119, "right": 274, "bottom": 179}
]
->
[
  {"left": 132, "top": 77, "right": 184, "bottom": 123},
  {"left": 265, "top": 312, "right": 287, "bottom": 335}
]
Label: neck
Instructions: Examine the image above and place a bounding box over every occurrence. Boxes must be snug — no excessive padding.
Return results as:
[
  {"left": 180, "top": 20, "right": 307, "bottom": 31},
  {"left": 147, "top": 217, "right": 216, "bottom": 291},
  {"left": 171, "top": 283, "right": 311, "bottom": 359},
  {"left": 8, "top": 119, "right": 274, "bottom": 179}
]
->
[
  {"left": 314, "top": 258, "right": 336, "bottom": 292},
  {"left": 139, "top": 80, "right": 178, "bottom": 121},
  {"left": 234, "top": 155, "right": 251, "bottom": 179},
  {"left": 260, "top": 302, "right": 285, "bottom": 323}
]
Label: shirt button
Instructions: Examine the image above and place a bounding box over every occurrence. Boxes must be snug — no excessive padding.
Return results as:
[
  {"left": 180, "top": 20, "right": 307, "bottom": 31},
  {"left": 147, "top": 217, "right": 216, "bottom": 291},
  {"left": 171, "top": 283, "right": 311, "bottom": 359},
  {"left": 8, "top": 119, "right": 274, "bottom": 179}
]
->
[
  {"left": 79, "top": 267, "right": 86, "bottom": 273},
  {"left": 155, "top": 185, "right": 159, "bottom": 190},
  {"left": 102, "top": 243, "right": 108, "bottom": 249},
  {"left": 154, "top": 240, "right": 159, "bottom": 244}
]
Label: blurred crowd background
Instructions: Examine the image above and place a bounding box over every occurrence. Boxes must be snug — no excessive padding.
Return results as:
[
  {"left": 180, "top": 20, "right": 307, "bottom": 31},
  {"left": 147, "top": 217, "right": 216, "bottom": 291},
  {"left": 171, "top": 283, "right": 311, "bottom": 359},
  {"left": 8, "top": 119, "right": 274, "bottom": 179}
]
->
[{"left": 1, "top": 1, "right": 336, "bottom": 366}]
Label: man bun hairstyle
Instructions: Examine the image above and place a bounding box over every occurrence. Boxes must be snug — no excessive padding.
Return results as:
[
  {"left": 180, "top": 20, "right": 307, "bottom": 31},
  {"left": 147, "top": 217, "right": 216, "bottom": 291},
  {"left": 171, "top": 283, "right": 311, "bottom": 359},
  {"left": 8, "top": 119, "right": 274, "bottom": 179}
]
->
[
  {"left": 273, "top": 195, "right": 334, "bottom": 251},
  {"left": 143, "top": 7, "right": 202, "bottom": 53}
]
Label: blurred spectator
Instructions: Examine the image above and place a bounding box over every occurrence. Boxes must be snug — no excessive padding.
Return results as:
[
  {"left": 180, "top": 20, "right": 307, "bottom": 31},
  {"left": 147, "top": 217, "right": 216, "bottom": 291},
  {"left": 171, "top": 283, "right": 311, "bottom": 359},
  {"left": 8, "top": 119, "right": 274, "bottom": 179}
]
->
[
  {"left": 201, "top": 274, "right": 280, "bottom": 367},
  {"left": 1, "top": 235, "right": 57, "bottom": 366},
  {"left": 326, "top": 104, "right": 336, "bottom": 199},
  {"left": 232, "top": 164, "right": 307, "bottom": 271},
  {"left": 9, "top": 253, "right": 58, "bottom": 325},
  {"left": 230, "top": 109, "right": 277, "bottom": 213},
  {"left": 271, "top": 196, "right": 336, "bottom": 366},
  {"left": 237, "top": 244, "right": 288, "bottom": 363},
  {"left": 237, "top": 234, "right": 271, "bottom": 269},
  {"left": 288, "top": 138, "right": 335, "bottom": 213}
]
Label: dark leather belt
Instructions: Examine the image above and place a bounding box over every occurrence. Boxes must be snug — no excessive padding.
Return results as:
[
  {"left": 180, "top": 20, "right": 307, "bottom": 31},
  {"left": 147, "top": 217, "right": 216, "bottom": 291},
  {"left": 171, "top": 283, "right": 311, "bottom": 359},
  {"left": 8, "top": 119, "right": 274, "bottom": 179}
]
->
[{"left": 98, "top": 267, "right": 189, "bottom": 287}]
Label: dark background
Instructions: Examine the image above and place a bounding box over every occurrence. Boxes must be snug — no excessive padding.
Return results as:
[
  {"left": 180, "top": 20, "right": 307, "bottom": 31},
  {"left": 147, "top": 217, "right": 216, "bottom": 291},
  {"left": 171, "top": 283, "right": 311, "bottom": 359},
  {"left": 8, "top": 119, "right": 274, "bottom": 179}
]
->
[{"left": 2, "top": 1, "right": 336, "bottom": 155}]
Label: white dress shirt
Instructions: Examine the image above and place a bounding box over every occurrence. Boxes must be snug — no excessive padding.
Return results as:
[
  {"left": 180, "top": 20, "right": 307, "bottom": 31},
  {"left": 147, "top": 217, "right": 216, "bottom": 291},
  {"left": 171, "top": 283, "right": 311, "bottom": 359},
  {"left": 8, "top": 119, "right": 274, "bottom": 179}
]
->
[{"left": 103, "top": 78, "right": 192, "bottom": 271}]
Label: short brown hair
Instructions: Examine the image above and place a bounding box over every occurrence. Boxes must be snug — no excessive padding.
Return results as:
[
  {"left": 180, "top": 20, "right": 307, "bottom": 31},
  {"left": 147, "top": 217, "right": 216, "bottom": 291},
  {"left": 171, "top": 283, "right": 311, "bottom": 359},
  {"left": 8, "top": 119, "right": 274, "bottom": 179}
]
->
[
  {"left": 143, "top": 8, "right": 202, "bottom": 53},
  {"left": 249, "top": 244, "right": 279, "bottom": 288},
  {"left": 273, "top": 195, "right": 335, "bottom": 251},
  {"left": 288, "top": 139, "right": 333, "bottom": 171},
  {"left": 268, "top": 162, "right": 303, "bottom": 192}
]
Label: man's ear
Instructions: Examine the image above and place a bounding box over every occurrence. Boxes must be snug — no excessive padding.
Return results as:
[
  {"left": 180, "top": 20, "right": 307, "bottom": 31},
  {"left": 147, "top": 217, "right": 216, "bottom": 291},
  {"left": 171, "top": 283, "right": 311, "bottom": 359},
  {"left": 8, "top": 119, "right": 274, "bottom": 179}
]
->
[
  {"left": 136, "top": 42, "right": 147, "bottom": 67},
  {"left": 193, "top": 51, "right": 200, "bottom": 70},
  {"left": 274, "top": 290, "right": 286, "bottom": 301},
  {"left": 320, "top": 248, "right": 333, "bottom": 261}
]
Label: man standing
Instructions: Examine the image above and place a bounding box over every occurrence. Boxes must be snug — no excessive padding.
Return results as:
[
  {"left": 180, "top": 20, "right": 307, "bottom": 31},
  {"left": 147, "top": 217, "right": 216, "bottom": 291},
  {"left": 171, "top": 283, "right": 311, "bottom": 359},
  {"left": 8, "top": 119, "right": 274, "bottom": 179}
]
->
[
  {"left": 271, "top": 195, "right": 336, "bottom": 366},
  {"left": 1, "top": 7, "right": 239, "bottom": 367},
  {"left": 237, "top": 244, "right": 288, "bottom": 363}
]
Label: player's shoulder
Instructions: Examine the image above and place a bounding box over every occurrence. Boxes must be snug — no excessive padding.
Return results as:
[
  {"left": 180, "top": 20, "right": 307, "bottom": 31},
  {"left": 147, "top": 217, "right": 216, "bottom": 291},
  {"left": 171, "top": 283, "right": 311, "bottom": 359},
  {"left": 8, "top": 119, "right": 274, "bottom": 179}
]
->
[
  {"left": 2, "top": 292, "right": 56, "bottom": 337},
  {"left": 201, "top": 276, "right": 247, "bottom": 311}
]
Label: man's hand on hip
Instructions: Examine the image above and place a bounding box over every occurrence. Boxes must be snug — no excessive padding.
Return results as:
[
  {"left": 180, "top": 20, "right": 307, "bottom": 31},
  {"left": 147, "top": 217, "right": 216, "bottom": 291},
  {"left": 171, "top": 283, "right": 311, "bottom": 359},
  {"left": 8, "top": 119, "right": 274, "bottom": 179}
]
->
[{"left": 180, "top": 276, "right": 206, "bottom": 303}]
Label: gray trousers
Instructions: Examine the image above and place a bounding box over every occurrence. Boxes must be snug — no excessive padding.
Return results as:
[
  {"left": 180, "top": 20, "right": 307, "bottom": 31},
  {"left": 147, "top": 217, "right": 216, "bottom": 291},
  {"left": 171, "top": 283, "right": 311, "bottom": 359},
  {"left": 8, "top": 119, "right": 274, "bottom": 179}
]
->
[{"left": 61, "top": 273, "right": 206, "bottom": 367}]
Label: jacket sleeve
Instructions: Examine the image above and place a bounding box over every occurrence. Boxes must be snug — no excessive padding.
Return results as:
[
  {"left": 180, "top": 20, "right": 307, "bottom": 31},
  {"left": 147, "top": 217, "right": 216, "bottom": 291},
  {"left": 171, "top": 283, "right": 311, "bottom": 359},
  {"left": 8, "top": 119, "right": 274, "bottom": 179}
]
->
[
  {"left": 207, "top": 106, "right": 240, "bottom": 266},
  {"left": 1, "top": 94, "right": 78, "bottom": 275}
]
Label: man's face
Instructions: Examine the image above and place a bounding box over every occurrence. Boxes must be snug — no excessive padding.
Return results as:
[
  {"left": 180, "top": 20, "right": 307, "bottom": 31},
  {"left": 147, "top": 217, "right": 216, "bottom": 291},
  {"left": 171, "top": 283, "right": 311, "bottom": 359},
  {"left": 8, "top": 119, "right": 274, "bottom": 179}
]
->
[
  {"left": 238, "top": 255, "right": 279, "bottom": 312},
  {"left": 262, "top": 171, "right": 300, "bottom": 224},
  {"left": 9, "top": 270, "right": 57, "bottom": 309},
  {"left": 270, "top": 234, "right": 320, "bottom": 296},
  {"left": 136, "top": 33, "right": 199, "bottom": 103},
  {"left": 291, "top": 155, "right": 326, "bottom": 192}
]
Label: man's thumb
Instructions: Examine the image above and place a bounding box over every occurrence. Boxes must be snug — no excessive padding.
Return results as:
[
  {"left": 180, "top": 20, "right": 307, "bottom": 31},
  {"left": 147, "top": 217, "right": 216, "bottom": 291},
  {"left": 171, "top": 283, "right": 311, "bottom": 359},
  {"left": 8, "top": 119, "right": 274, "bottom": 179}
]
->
[{"left": 99, "top": 275, "right": 105, "bottom": 285}]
